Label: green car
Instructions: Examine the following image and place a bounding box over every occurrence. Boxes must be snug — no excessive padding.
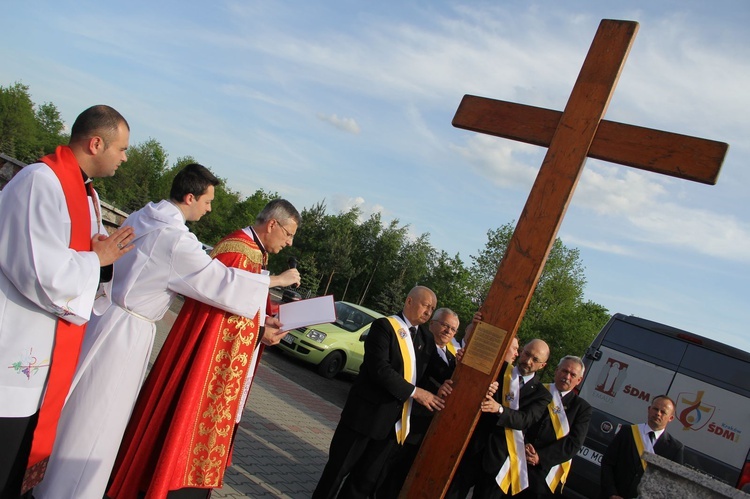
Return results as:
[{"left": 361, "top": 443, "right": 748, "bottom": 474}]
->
[{"left": 277, "top": 301, "right": 384, "bottom": 378}]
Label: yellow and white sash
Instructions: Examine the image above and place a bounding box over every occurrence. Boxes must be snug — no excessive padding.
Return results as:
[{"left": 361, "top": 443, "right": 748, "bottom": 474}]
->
[
  {"left": 496, "top": 364, "right": 529, "bottom": 494},
  {"left": 448, "top": 338, "right": 461, "bottom": 356},
  {"left": 388, "top": 316, "right": 417, "bottom": 444},
  {"left": 632, "top": 424, "right": 655, "bottom": 470},
  {"left": 544, "top": 384, "right": 572, "bottom": 492}
]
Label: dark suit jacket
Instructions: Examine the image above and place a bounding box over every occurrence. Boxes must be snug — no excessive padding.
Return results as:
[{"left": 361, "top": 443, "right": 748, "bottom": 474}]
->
[
  {"left": 405, "top": 345, "right": 456, "bottom": 445},
  {"left": 600, "top": 425, "right": 684, "bottom": 498},
  {"left": 338, "top": 315, "right": 436, "bottom": 440},
  {"left": 524, "top": 390, "right": 592, "bottom": 493},
  {"left": 482, "top": 364, "right": 552, "bottom": 476}
]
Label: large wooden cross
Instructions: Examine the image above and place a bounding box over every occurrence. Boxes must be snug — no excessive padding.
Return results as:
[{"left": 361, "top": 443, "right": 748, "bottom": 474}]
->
[{"left": 401, "top": 19, "right": 727, "bottom": 498}]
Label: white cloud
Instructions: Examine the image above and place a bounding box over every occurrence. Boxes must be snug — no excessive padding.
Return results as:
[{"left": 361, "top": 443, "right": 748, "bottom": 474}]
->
[
  {"left": 330, "top": 195, "right": 384, "bottom": 222},
  {"left": 316, "top": 113, "right": 361, "bottom": 134},
  {"left": 450, "top": 134, "right": 541, "bottom": 189},
  {"left": 572, "top": 165, "right": 750, "bottom": 263},
  {"left": 561, "top": 233, "right": 634, "bottom": 256}
]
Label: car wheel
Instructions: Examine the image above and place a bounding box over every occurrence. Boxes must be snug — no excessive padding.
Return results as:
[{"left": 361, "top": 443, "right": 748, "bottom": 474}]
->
[{"left": 317, "top": 351, "right": 345, "bottom": 378}]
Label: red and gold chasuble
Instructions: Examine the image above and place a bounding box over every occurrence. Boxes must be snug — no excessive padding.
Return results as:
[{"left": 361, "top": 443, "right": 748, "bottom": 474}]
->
[
  {"left": 108, "top": 229, "right": 266, "bottom": 499},
  {"left": 22, "top": 146, "right": 92, "bottom": 492}
]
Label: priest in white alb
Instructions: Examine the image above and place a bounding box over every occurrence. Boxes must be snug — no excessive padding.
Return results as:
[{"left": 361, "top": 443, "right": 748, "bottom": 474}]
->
[{"left": 0, "top": 105, "right": 135, "bottom": 497}]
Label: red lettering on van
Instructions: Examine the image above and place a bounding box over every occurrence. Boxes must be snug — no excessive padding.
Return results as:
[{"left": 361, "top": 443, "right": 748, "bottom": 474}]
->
[
  {"left": 623, "top": 385, "right": 651, "bottom": 402},
  {"left": 708, "top": 423, "right": 737, "bottom": 441}
]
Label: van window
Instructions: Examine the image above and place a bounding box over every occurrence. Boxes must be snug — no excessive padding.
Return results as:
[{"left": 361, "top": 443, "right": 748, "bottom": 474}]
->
[
  {"left": 680, "top": 345, "right": 750, "bottom": 396},
  {"left": 601, "top": 321, "right": 685, "bottom": 369}
]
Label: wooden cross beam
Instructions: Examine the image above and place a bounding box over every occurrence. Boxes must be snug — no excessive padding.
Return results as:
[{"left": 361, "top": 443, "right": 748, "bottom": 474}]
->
[{"left": 402, "top": 19, "right": 727, "bottom": 498}]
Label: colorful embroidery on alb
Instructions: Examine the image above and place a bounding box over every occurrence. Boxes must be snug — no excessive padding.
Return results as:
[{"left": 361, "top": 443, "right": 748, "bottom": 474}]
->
[{"left": 9, "top": 348, "right": 50, "bottom": 379}]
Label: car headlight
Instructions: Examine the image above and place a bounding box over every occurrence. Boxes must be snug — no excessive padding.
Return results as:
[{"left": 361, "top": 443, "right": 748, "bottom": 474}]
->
[{"left": 306, "top": 329, "right": 327, "bottom": 342}]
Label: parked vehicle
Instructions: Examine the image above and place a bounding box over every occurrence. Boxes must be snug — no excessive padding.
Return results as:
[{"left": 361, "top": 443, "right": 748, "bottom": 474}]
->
[
  {"left": 564, "top": 313, "right": 750, "bottom": 497},
  {"left": 277, "top": 301, "right": 384, "bottom": 378}
]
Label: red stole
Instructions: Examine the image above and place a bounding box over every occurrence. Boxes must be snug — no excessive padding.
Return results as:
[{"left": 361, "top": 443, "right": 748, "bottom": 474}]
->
[
  {"left": 108, "top": 229, "right": 266, "bottom": 498},
  {"left": 22, "top": 146, "right": 92, "bottom": 492}
]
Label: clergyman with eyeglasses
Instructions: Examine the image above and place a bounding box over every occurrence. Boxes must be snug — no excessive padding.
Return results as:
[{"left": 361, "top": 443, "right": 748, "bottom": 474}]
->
[{"left": 107, "top": 199, "right": 302, "bottom": 498}]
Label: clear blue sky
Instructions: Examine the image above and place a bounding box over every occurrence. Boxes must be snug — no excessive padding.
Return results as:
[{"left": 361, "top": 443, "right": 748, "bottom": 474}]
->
[{"left": 4, "top": 1, "right": 749, "bottom": 350}]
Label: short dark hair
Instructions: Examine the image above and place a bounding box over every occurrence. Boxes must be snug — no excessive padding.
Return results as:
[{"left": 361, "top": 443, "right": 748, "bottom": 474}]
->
[
  {"left": 256, "top": 199, "right": 301, "bottom": 226},
  {"left": 651, "top": 394, "right": 677, "bottom": 411},
  {"left": 70, "top": 105, "right": 129, "bottom": 147},
  {"left": 170, "top": 163, "right": 220, "bottom": 202}
]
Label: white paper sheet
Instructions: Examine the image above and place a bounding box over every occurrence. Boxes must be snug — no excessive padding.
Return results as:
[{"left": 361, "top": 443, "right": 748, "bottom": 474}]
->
[{"left": 277, "top": 294, "right": 336, "bottom": 332}]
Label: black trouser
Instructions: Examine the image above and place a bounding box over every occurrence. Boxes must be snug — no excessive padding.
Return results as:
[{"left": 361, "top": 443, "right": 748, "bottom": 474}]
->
[
  {"left": 133, "top": 488, "right": 211, "bottom": 499},
  {"left": 0, "top": 413, "right": 39, "bottom": 499}
]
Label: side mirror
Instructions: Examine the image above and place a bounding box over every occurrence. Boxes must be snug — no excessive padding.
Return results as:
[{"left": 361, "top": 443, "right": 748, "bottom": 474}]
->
[
  {"left": 359, "top": 328, "right": 370, "bottom": 342},
  {"left": 585, "top": 346, "right": 602, "bottom": 361}
]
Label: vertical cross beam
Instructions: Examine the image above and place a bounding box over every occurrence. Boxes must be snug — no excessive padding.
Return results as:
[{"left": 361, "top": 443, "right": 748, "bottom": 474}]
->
[{"left": 401, "top": 19, "right": 724, "bottom": 498}]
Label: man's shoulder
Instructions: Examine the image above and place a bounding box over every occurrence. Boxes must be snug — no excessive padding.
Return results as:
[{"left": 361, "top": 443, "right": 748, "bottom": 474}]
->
[
  {"left": 530, "top": 376, "right": 552, "bottom": 397},
  {"left": 370, "top": 315, "right": 399, "bottom": 334},
  {"left": 5, "top": 162, "right": 59, "bottom": 191},
  {"left": 662, "top": 431, "right": 685, "bottom": 449},
  {"left": 567, "top": 392, "right": 592, "bottom": 411},
  {"left": 213, "top": 229, "right": 260, "bottom": 254}
]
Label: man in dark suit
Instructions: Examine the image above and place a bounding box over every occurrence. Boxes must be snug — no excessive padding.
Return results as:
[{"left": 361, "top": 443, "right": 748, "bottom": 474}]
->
[
  {"left": 600, "top": 395, "right": 684, "bottom": 499},
  {"left": 312, "top": 286, "right": 443, "bottom": 499},
  {"left": 518, "top": 356, "right": 592, "bottom": 498},
  {"left": 446, "top": 339, "right": 553, "bottom": 499},
  {"left": 376, "top": 307, "right": 460, "bottom": 498}
]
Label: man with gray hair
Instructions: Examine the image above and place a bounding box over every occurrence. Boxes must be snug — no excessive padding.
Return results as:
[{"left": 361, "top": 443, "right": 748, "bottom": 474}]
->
[
  {"left": 518, "top": 356, "right": 592, "bottom": 498},
  {"left": 377, "top": 307, "right": 461, "bottom": 498},
  {"left": 108, "top": 199, "right": 302, "bottom": 499}
]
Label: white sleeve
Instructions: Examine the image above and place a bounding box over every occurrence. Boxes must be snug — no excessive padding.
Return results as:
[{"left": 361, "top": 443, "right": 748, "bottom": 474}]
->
[
  {"left": 167, "top": 234, "right": 270, "bottom": 318},
  {"left": 0, "top": 167, "right": 100, "bottom": 325}
]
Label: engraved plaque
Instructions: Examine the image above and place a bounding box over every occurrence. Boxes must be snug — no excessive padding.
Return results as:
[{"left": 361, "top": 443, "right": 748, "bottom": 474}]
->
[{"left": 462, "top": 321, "right": 508, "bottom": 375}]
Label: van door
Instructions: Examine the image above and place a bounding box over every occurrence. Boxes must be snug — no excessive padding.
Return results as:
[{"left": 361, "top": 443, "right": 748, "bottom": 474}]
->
[{"left": 667, "top": 342, "right": 750, "bottom": 486}]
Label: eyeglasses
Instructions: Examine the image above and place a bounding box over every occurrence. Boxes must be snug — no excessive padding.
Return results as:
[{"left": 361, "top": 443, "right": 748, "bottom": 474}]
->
[
  {"left": 558, "top": 368, "right": 580, "bottom": 379},
  {"left": 432, "top": 320, "right": 457, "bottom": 334},
  {"left": 274, "top": 219, "right": 295, "bottom": 240}
]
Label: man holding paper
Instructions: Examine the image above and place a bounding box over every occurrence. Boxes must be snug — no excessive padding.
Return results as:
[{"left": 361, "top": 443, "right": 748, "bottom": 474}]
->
[{"left": 107, "top": 198, "right": 301, "bottom": 499}]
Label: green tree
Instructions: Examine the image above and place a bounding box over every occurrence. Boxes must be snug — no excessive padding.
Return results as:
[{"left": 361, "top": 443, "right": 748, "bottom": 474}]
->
[
  {"left": 96, "top": 138, "right": 170, "bottom": 212},
  {"left": 0, "top": 83, "right": 68, "bottom": 163},
  {"left": 423, "top": 251, "right": 477, "bottom": 336},
  {"left": 287, "top": 201, "right": 331, "bottom": 296},
  {"left": 35, "top": 102, "right": 67, "bottom": 153},
  {"left": 471, "top": 222, "right": 609, "bottom": 380},
  {"left": 357, "top": 219, "right": 408, "bottom": 310},
  {"left": 0, "top": 82, "right": 40, "bottom": 162},
  {"left": 395, "top": 234, "right": 435, "bottom": 291},
  {"left": 318, "top": 209, "right": 358, "bottom": 296}
]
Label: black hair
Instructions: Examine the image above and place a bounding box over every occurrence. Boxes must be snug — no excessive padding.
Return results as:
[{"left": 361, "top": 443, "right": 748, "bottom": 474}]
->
[{"left": 170, "top": 163, "right": 220, "bottom": 202}]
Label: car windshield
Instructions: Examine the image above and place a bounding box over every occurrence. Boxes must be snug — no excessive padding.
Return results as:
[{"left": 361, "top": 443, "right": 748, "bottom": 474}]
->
[{"left": 334, "top": 302, "right": 377, "bottom": 333}]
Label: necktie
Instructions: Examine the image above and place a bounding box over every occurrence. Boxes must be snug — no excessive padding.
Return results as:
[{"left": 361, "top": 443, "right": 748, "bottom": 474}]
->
[
  {"left": 648, "top": 431, "right": 656, "bottom": 445},
  {"left": 519, "top": 376, "right": 525, "bottom": 388},
  {"left": 409, "top": 326, "right": 417, "bottom": 340}
]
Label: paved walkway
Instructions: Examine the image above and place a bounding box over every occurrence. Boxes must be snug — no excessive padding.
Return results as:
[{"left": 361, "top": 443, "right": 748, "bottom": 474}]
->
[
  {"left": 213, "top": 366, "right": 340, "bottom": 498},
  {"left": 152, "top": 301, "right": 340, "bottom": 499}
]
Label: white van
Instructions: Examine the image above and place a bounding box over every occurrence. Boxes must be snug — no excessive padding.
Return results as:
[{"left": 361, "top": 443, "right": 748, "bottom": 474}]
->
[{"left": 564, "top": 314, "right": 750, "bottom": 497}]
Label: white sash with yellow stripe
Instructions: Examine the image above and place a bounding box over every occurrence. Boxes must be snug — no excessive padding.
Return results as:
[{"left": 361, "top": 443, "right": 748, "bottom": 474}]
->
[
  {"left": 387, "top": 316, "right": 417, "bottom": 445},
  {"left": 448, "top": 338, "right": 460, "bottom": 356},
  {"left": 495, "top": 364, "right": 529, "bottom": 494},
  {"left": 632, "top": 423, "right": 655, "bottom": 470},
  {"left": 544, "top": 384, "right": 572, "bottom": 492}
]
